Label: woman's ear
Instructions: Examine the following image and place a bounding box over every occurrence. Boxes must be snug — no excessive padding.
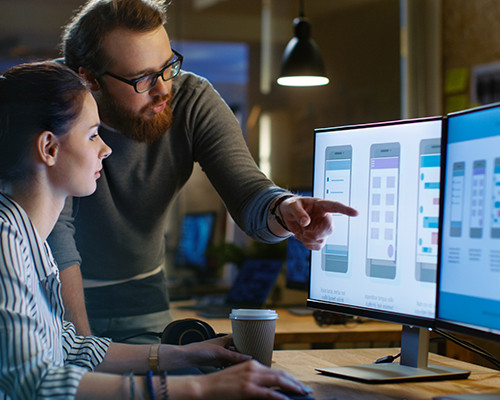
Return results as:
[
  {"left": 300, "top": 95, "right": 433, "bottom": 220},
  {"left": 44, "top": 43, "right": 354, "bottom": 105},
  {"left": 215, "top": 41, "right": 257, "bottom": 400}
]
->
[
  {"left": 78, "top": 67, "right": 100, "bottom": 91},
  {"left": 37, "top": 131, "right": 59, "bottom": 167}
]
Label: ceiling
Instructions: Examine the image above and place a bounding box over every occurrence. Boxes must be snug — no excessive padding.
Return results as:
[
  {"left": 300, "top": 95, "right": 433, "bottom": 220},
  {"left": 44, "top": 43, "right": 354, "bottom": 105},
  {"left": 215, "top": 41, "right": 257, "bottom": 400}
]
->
[
  {"left": 0, "top": 0, "right": 380, "bottom": 59},
  {"left": 189, "top": 0, "right": 376, "bottom": 16}
]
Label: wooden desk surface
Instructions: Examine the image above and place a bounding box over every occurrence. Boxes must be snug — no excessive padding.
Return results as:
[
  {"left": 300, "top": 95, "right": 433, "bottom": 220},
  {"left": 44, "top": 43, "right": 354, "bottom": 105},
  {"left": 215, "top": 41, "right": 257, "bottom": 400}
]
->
[
  {"left": 171, "top": 301, "right": 402, "bottom": 346},
  {"left": 272, "top": 348, "right": 500, "bottom": 399}
]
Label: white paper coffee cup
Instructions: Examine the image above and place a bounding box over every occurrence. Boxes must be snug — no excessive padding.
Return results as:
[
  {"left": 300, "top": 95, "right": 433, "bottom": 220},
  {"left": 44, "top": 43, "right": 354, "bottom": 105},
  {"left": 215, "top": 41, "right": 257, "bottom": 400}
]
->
[{"left": 229, "top": 309, "right": 278, "bottom": 366}]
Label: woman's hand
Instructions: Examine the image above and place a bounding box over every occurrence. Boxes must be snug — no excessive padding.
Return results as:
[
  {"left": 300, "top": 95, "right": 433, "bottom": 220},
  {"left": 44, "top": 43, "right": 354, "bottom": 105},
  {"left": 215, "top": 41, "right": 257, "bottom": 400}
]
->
[
  {"left": 168, "top": 360, "right": 313, "bottom": 400},
  {"left": 168, "top": 335, "right": 252, "bottom": 369}
]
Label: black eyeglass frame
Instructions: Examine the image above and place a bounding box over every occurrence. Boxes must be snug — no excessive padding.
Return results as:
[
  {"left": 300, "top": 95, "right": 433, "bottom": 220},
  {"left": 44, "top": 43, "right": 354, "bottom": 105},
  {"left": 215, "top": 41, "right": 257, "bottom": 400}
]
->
[{"left": 103, "top": 49, "right": 183, "bottom": 93}]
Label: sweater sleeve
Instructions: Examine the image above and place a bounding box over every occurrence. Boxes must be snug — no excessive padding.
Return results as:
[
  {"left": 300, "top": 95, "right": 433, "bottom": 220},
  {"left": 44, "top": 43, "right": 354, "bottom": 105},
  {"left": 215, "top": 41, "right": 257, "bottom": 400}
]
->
[{"left": 179, "top": 74, "right": 291, "bottom": 243}]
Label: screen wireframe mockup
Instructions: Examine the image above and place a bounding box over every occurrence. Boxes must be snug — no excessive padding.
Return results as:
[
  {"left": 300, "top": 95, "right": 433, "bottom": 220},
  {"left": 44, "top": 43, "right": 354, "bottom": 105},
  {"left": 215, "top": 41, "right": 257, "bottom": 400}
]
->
[
  {"left": 308, "top": 117, "right": 473, "bottom": 384},
  {"left": 310, "top": 117, "right": 443, "bottom": 323},
  {"left": 438, "top": 103, "right": 500, "bottom": 340}
]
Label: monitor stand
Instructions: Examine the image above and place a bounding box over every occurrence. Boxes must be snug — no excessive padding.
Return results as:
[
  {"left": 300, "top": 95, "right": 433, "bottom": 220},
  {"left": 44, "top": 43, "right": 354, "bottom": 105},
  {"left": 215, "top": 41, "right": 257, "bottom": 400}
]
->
[{"left": 316, "top": 325, "right": 471, "bottom": 384}]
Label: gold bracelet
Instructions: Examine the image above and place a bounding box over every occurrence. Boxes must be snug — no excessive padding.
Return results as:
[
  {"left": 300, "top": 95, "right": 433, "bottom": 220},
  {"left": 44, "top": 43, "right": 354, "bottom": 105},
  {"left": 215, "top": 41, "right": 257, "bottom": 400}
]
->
[{"left": 148, "top": 344, "right": 160, "bottom": 374}]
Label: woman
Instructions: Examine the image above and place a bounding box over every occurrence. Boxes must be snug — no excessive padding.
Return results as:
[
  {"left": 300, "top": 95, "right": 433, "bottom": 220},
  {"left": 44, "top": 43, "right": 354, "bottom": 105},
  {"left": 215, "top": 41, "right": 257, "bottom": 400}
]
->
[{"left": 0, "top": 61, "right": 312, "bottom": 399}]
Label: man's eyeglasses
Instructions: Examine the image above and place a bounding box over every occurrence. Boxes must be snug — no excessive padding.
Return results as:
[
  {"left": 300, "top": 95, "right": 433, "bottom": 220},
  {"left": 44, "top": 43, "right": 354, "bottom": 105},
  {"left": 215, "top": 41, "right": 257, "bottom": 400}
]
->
[{"left": 103, "top": 49, "right": 183, "bottom": 93}]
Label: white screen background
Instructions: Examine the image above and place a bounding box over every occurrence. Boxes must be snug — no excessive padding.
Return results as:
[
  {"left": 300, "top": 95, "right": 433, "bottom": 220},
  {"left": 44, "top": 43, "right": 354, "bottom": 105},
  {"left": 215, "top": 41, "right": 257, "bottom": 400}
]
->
[{"left": 311, "top": 120, "right": 442, "bottom": 318}]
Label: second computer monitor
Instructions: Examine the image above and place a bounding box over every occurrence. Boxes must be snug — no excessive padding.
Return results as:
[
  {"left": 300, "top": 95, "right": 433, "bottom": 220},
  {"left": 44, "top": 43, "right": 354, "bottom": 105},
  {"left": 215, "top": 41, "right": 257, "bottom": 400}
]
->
[{"left": 437, "top": 102, "right": 500, "bottom": 341}]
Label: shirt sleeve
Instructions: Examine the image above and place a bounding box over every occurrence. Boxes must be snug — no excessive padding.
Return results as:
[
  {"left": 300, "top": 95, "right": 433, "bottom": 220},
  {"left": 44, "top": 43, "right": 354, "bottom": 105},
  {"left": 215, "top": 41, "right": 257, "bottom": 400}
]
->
[
  {"left": 62, "top": 321, "right": 111, "bottom": 369},
  {"left": 0, "top": 222, "right": 108, "bottom": 399}
]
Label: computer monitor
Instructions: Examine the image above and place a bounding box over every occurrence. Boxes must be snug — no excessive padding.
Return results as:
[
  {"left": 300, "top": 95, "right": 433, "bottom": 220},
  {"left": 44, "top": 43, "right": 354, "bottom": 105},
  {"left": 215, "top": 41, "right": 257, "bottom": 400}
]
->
[
  {"left": 307, "top": 117, "right": 469, "bottom": 383},
  {"left": 174, "top": 212, "right": 216, "bottom": 273},
  {"left": 436, "top": 103, "right": 500, "bottom": 399}
]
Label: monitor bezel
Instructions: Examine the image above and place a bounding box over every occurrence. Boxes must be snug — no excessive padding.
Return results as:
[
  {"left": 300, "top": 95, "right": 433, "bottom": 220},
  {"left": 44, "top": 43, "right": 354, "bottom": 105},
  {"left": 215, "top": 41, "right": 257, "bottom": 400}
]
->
[
  {"left": 307, "top": 115, "right": 444, "bottom": 330},
  {"left": 435, "top": 101, "right": 500, "bottom": 343}
]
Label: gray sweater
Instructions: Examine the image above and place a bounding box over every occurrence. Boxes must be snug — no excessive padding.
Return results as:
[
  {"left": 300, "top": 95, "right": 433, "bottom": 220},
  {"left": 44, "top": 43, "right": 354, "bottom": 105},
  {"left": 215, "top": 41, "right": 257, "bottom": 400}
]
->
[{"left": 48, "top": 71, "right": 288, "bottom": 317}]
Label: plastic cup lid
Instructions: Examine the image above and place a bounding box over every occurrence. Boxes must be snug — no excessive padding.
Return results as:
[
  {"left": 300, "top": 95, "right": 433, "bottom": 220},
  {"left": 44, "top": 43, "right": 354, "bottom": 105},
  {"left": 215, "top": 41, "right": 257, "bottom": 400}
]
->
[{"left": 229, "top": 309, "right": 278, "bottom": 320}]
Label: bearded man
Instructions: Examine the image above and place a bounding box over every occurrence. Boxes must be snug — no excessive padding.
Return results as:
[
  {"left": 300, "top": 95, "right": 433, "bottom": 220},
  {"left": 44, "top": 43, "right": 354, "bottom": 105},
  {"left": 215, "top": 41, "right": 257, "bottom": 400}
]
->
[{"left": 48, "top": 0, "right": 357, "bottom": 343}]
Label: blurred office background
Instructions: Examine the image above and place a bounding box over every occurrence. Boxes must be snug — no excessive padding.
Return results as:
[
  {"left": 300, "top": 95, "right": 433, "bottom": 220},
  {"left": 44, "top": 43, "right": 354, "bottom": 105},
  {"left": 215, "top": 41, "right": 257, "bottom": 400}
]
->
[{"left": 1, "top": 0, "right": 500, "bottom": 296}]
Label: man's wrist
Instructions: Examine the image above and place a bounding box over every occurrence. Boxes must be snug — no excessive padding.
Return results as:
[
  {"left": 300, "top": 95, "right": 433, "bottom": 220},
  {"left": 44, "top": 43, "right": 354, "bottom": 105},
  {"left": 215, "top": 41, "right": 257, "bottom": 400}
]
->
[{"left": 268, "top": 194, "right": 295, "bottom": 237}]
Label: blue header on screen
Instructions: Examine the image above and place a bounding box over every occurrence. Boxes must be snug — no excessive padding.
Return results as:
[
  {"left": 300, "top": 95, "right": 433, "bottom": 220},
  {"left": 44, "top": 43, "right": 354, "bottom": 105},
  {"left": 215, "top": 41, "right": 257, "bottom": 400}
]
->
[
  {"left": 421, "top": 154, "right": 440, "bottom": 168},
  {"left": 326, "top": 160, "right": 351, "bottom": 170},
  {"left": 447, "top": 103, "right": 500, "bottom": 143}
]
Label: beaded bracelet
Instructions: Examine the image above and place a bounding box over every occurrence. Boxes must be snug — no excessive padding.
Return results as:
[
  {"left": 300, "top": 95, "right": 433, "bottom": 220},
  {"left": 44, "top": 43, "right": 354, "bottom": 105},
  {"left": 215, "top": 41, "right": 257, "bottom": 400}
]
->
[
  {"left": 145, "top": 370, "right": 168, "bottom": 400},
  {"left": 159, "top": 371, "right": 168, "bottom": 400},
  {"left": 270, "top": 194, "right": 295, "bottom": 232}
]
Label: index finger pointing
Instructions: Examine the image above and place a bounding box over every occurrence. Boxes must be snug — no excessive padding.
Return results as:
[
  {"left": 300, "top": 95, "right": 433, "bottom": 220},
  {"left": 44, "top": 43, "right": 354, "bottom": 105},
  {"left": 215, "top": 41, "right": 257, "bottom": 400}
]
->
[{"left": 317, "top": 200, "right": 358, "bottom": 216}]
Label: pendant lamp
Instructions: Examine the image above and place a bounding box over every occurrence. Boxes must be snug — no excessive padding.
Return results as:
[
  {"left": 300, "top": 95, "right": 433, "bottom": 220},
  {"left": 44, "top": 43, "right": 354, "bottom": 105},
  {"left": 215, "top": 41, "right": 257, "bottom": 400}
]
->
[{"left": 277, "top": 0, "right": 329, "bottom": 87}]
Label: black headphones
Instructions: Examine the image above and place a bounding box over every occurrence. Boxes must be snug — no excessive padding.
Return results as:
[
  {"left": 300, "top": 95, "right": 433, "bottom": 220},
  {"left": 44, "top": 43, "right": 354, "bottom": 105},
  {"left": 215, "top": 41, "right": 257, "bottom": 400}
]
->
[{"left": 161, "top": 318, "right": 217, "bottom": 345}]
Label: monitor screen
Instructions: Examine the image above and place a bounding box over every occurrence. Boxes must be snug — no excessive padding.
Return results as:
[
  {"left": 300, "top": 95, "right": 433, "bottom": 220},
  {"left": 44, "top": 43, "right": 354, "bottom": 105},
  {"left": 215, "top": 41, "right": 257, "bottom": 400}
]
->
[
  {"left": 437, "top": 102, "right": 500, "bottom": 342},
  {"left": 174, "top": 212, "right": 216, "bottom": 271},
  {"left": 306, "top": 118, "right": 469, "bottom": 383},
  {"left": 309, "top": 117, "right": 442, "bottom": 327}
]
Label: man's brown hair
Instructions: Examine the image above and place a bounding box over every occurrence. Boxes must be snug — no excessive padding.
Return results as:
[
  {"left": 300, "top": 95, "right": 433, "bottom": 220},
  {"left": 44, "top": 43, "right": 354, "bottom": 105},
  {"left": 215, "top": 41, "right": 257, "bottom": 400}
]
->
[{"left": 62, "top": 0, "right": 168, "bottom": 76}]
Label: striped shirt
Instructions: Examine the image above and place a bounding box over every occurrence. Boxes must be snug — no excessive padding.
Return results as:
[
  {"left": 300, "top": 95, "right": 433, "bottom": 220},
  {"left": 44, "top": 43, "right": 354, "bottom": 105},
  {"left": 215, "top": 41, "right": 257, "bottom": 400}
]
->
[{"left": 0, "top": 194, "right": 111, "bottom": 399}]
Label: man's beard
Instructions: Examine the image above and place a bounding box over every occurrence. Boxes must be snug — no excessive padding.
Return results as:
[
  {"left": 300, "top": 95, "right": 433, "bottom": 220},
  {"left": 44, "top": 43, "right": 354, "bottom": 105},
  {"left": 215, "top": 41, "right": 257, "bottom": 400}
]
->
[{"left": 96, "top": 88, "right": 173, "bottom": 143}]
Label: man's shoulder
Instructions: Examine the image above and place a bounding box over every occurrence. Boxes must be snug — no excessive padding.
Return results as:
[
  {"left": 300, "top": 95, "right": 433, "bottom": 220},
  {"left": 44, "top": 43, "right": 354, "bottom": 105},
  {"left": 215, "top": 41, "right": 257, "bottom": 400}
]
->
[
  {"left": 173, "top": 70, "right": 212, "bottom": 93},
  {"left": 172, "top": 70, "right": 223, "bottom": 115}
]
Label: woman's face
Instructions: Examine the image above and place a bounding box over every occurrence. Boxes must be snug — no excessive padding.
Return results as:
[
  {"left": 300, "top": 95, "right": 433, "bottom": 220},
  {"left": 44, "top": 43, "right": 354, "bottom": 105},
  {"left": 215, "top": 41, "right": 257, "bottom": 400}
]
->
[{"left": 50, "top": 92, "right": 112, "bottom": 197}]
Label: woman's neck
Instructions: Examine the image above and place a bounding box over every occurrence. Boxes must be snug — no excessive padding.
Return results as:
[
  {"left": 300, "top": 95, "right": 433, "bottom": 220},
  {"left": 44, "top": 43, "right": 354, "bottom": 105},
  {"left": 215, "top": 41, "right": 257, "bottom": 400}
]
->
[{"left": 10, "top": 180, "right": 65, "bottom": 241}]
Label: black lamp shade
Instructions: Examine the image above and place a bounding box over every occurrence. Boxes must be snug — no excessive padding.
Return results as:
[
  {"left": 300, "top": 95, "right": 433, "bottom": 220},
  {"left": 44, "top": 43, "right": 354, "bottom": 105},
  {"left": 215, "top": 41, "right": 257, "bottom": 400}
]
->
[{"left": 277, "top": 17, "right": 329, "bottom": 87}]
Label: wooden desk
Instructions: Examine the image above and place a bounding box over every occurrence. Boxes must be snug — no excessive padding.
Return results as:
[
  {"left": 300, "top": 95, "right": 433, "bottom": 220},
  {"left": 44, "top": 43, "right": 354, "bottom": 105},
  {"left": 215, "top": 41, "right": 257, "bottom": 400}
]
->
[
  {"left": 170, "top": 301, "right": 402, "bottom": 348},
  {"left": 271, "top": 348, "right": 500, "bottom": 399}
]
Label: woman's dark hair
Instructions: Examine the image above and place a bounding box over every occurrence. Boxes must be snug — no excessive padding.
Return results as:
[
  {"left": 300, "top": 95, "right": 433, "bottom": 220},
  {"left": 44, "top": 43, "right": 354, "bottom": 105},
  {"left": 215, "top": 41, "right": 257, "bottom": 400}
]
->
[
  {"left": 0, "top": 61, "right": 88, "bottom": 184},
  {"left": 62, "top": 0, "right": 168, "bottom": 76}
]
